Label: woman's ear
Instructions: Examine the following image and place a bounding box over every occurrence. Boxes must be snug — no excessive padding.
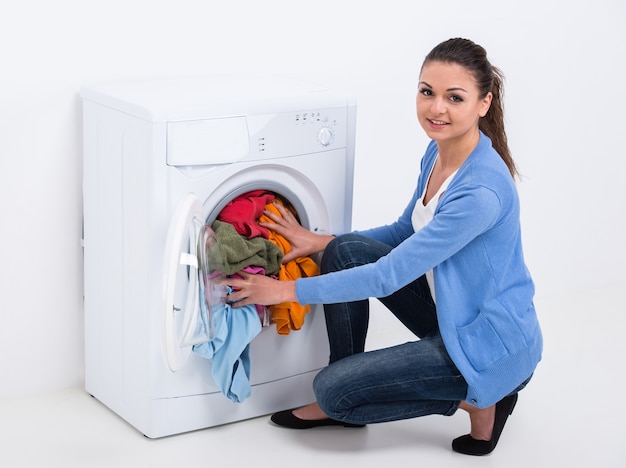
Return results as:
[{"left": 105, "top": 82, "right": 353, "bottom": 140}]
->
[{"left": 479, "top": 92, "right": 493, "bottom": 118}]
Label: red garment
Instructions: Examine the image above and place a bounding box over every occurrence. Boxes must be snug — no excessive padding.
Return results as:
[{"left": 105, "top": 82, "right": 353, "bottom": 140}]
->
[{"left": 217, "top": 190, "right": 275, "bottom": 239}]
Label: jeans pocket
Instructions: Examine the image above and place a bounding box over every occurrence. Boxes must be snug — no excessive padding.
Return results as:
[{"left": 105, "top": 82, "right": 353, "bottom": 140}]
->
[{"left": 458, "top": 313, "right": 508, "bottom": 371}]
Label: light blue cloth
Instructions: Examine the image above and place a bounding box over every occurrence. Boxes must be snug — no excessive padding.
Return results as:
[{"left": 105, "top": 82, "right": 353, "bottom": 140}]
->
[{"left": 193, "top": 284, "right": 262, "bottom": 403}]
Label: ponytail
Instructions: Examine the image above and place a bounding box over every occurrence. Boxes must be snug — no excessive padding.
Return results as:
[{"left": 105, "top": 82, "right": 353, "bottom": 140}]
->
[{"left": 480, "top": 67, "right": 517, "bottom": 178}]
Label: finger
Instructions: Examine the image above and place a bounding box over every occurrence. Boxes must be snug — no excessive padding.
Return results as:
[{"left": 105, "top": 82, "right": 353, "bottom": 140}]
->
[
  {"left": 259, "top": 218, "right": 290, "bottom": 235},
  {"left": 229, "top": 297, "right": 252, "bottom": 308},
  {"left": 222, "top": 277, "right": 243, "bottom": 289},
  {"left": 281, "top": 251, "right": 298, "bottom": 264},
  {"left": 272, "top": 202, "right": 300, "bottom": 225},
  {"left": 235, "top": 270, "right": 252, "bottom": 279},
  {"left": 275, "top": 204, "right": 299, "bottom": 224},
  {"left": 221, "top": 272, "right": 250, "bottom": 290},
  {"left": 226, "top": 286, "right": 248, "bottom": 303},
  {"left": 258, "top": 219, "right": 284, "bottom": 231},
  {"left": 260, "top": 208, "right": 283, "bottom": 224},
  {"left": 273, "top": 201, "right": 290, "bottom": 217},
  {"left": 226, "top": 287, "right": 248, "bottom": 302},
  {"left": 279, "top": 205, "right": 297, "bottom": 222}
]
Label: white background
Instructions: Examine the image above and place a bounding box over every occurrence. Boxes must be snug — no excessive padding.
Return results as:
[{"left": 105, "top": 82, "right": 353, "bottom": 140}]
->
[{"left": 1, "top": 0, "right": 624, "bottom": 400}]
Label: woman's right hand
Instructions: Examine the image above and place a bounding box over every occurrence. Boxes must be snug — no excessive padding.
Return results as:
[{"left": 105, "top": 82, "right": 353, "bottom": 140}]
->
[{"left": 259, "top": 201, "right": 334, "bottom": 263}]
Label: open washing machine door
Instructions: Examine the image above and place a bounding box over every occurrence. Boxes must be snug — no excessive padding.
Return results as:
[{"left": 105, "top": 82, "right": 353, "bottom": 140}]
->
[{"left": 162, "top": 193, "right": 226, "bottom": 372}]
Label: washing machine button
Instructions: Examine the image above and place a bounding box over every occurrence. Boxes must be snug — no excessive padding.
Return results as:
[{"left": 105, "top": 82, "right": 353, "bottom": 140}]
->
[{"left": 318, "top": 127, "right": 334, "bottom": 146}]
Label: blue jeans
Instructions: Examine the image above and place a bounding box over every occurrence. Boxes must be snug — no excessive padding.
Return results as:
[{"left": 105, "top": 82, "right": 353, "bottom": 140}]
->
[{"left": 313, "top": 233, "right": 466, "bottom": 424}]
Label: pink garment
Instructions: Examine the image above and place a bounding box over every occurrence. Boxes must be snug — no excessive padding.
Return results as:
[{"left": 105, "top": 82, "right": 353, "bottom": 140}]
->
[{"left": 217, "top": 190, "right": 275, "bottom": 239}]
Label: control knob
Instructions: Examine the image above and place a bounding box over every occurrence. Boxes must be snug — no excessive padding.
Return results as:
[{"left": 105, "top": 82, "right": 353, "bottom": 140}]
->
[{"left": 318, "top": 127, "right": 334, "bottom": 146}]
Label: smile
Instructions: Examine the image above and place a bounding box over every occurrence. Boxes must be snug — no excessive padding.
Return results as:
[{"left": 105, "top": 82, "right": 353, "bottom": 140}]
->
[{"left": 428, "top": 119, "right": 448, "bottom": 125}]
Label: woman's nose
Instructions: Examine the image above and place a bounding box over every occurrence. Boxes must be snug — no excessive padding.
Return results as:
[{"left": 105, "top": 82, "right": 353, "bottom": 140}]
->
[{"left": 431, "top": 98, "right": 446, "bottom": 115}]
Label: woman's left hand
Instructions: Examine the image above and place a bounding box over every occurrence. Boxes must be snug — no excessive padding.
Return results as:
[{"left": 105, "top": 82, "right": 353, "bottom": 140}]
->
[
  {"left": 259, "top": 201, "right": 334, "bottom": 263},
  {"left": 223, "top": 271, "right": 298, "bottom": 307}
]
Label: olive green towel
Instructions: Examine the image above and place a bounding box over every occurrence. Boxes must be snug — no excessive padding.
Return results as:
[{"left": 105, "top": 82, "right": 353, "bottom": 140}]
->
[{"left": 211, "top": 220, "right": 283, "bottom": 276}]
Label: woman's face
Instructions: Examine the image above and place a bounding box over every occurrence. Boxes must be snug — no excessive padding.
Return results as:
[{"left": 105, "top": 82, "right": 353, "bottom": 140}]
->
[{"left": 416, "top": 61, "right": 492, "bottom": 146}]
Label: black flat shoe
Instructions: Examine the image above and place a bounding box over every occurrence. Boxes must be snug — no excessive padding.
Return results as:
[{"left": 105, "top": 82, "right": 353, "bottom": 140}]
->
[
  {"left": 452, "top": 393, "right": 518, "bottom": 456},
  {"left": 270, "top": 409, "right": 365, "bottom": 429}
]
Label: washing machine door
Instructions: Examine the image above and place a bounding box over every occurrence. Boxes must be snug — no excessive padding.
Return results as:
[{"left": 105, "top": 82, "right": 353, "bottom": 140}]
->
[{"left": 162, "top": 193, "right": 226, "bottom": 372}]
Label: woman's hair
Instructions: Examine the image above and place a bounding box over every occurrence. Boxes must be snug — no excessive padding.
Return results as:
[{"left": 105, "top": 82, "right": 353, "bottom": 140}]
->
[{"left": 422, "top": 38, "right": 518, "bottom": 178}]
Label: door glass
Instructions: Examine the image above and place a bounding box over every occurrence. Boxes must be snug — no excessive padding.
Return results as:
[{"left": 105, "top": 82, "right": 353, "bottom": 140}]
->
[
  {"left": 163, "top": 194, "right": 226, "bottom": 372},
  {"left": 193, "top": 223, "right": 226, "bottom": 345}
]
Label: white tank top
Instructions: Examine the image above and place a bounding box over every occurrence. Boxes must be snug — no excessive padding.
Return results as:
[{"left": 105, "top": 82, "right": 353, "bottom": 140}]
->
[{"left": 411, "top": 162, "right": 457, "bottom": 303}]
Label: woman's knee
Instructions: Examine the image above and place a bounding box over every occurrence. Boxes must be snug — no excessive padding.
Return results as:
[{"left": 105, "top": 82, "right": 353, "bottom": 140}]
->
[
  {"left": 320, "top": 233, "right": 386, "bottom": 274},
  {"left": 321, "top": 233, "right": 356, "bottom": 273}
]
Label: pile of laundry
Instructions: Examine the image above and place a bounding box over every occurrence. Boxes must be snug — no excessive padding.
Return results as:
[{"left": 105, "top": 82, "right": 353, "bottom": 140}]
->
[
  {"left": 214, "top": 189, "right": 320, "bottom": 335},
  {"left": 191, "top": 190, "right": 320, "bottom": 403}
]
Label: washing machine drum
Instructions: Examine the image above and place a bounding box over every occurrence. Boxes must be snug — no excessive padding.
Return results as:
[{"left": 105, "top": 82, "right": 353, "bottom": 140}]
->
[{"left": 162, "top": 194, "right": 227, "bottom": 372}]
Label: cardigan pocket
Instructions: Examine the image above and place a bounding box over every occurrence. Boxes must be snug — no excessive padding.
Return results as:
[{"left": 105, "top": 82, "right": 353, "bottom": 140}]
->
[{"left": 458, "top": 313, "right": 508, "bottom": 372}]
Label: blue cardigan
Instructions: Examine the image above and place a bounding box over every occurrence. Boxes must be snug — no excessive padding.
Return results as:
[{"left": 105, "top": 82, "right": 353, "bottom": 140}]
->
[{"left": 296, "top": 132, "right": 543, "bottom": 408}]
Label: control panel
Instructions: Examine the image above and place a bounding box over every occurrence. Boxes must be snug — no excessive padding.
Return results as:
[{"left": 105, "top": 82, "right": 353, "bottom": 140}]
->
[
  {"left": 295, "top": 111, "right": 335, "bottom": 147},
  {"left": 166, "top": 107, "right": 347, "bottom": 166},
  {"left": 248, "top": 107, "right": 346, "bottom": 161}
]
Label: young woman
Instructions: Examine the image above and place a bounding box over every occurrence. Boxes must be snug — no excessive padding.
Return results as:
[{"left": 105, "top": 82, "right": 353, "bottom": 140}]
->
[{"left": 225, "top": 37, "right": 543, "bottom": 456}]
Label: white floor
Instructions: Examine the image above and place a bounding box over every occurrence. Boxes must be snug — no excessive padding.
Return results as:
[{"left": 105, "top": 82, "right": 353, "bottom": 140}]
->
[{"left": 2, "top": 288, "right": 624, "bottom": 468}]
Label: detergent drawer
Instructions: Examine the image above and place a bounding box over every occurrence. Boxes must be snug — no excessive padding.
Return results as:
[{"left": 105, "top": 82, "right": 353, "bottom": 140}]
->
[{"left": 167, "top": 117, "right": 250, "bottom": 166}]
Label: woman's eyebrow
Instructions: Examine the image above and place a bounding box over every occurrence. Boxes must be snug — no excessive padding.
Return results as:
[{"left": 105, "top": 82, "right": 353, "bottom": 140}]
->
[{"left": 419, "top": 81, "right": 468, "bottom": 93}]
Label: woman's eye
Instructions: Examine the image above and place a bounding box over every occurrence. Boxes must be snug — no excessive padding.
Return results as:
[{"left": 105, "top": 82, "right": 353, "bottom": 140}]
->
[
  {"left": 450, "top": 95, "right": 464, "bottom": 103},
  {"left": 419, "top": 88, "right": 433, "bottom": 96}
]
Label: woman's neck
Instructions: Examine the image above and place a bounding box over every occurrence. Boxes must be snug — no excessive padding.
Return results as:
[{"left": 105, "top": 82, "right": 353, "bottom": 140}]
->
[{"left": 435, "top": 129, "right": 480, "bottom": 171}]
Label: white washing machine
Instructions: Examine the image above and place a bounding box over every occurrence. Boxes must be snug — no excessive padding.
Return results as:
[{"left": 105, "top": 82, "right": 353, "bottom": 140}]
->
[{"left": 81, "top": 75, "right": 356, "bottom": 438}]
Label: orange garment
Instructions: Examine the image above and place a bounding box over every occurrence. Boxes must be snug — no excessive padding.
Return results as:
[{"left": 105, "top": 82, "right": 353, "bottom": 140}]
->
[{"left": 258, "top": 200, "right": 320, "bottom": 335}]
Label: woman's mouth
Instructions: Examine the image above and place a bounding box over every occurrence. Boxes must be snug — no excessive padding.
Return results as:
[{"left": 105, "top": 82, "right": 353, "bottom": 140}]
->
[{"left": 428, "top": 119, "right": 448, "bottom": 126}]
